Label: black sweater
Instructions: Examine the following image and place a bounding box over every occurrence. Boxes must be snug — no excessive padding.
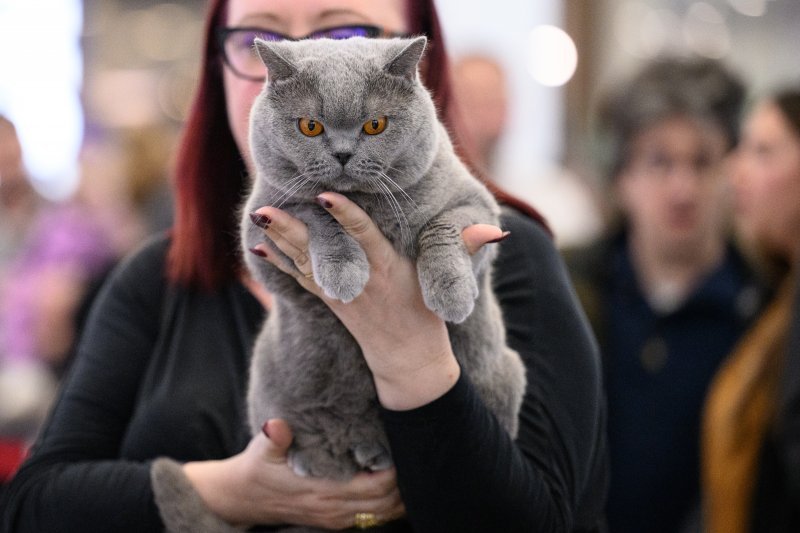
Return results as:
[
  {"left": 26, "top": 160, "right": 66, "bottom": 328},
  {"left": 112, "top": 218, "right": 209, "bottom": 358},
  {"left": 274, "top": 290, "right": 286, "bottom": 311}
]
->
[{"left": 1, "top": 210, "right": 608, "bottom": 532}]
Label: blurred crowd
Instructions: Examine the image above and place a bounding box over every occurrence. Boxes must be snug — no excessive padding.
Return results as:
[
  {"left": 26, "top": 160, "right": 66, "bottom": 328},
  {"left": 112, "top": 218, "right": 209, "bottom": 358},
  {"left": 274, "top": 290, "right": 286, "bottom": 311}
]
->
[
  {"left": 0, "top": 116, "right": 176, "bottom": 483},
  {"left": 2, "top": 25, "right": 800, "bottom": 533}
]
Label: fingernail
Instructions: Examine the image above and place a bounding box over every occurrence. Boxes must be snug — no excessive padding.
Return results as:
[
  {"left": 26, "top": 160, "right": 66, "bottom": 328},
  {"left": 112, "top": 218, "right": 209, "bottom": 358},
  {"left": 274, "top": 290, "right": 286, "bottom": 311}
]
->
[
  {"left": 316, "top": 195, "right": 333, "bottom": 209},
  {"left": 487, "top": 231, "right": 511, "bottom": 244},
  {"left": 249, "top": 247, "right": 267, "bottom": 258},
  {"left": 262, "top": 421, "right": 270, "bottom": 438},
  {"left": 250, "top": 212, "right": 271, "bottom": 228}
]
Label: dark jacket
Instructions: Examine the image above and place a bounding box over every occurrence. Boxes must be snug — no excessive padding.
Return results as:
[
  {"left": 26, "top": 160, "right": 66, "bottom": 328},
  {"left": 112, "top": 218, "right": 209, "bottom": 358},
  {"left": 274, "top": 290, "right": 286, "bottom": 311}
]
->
[{"left": 564, "top": 231, "right": 764, "bottom": 533}]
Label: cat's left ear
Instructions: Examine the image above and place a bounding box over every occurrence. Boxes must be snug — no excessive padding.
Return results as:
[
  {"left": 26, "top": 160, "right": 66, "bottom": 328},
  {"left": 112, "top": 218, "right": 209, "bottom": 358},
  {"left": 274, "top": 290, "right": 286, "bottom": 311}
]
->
[
  {"left": 384, "top": 36, "right": 427, "bottom": 81},
  {"left": 254, "top": 39, "right": 298, "bottom": 83}
]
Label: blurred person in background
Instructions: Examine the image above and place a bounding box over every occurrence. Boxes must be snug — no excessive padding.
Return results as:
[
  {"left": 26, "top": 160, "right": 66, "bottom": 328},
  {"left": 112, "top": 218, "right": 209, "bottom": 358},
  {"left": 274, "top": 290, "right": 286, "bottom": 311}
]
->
[
  {"left": 0, "top": 116, "right": 39, "bottom": 271},
  {"left": 120, "top": 123, "right": 177, "bottom": 236},
  {"left": 0, "top": 115, "right": 45, "bottom": 491},
  {"left": 450, "top": 54, "right": 603, "bottom": 248},
  {"left": 564, "top": 56, "right": 765, "bottom": 533},
  {"left": 700, "top": 85, "right": 800, "bottom": 533},
  {"left": 1, "top": 0, "right": 609, "bottom": 531},
  {"left": 0, "top": 120, "right": 124, "bottom": 491},
  {"left": 451, "top": 53, "right": 509, "bottom": 177}
]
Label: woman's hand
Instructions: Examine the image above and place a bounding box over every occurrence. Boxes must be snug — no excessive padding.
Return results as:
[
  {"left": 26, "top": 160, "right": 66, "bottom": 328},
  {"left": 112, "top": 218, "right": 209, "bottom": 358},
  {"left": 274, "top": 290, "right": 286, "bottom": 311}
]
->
[
  {"left": 249, "top": 192, "right": 506, "bottom": 410},
  {"left": 183, "top": 418, "right": 404, "bottom": 529}
]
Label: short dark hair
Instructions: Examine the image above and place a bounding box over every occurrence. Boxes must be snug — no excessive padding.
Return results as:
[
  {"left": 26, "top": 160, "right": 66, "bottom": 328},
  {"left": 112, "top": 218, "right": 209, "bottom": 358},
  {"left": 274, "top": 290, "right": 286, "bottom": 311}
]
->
[{"left": 597, "top": 56, "right": 746, "bottom": 181}]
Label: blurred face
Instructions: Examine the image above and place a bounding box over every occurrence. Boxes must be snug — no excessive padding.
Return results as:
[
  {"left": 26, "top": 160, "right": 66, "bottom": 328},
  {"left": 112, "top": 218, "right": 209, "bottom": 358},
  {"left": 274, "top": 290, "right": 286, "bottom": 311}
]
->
[
  {"left": 733, "top": 101, "right": 800, "bottom": 260},
  {"left": 616, "top": 116, "right": 731, "bottom": 259},
  {"left": 222, "top": 0, "right": 408, "bottom": 171},
  {"left": 451, "top": 56, "right": 508, "bottom": 164}
]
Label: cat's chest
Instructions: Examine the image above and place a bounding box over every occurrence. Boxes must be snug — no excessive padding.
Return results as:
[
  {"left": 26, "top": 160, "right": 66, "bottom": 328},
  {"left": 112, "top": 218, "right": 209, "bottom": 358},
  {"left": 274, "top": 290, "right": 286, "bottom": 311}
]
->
[{"left": 359, "top": 197, "right": 420, "bottom": 256}]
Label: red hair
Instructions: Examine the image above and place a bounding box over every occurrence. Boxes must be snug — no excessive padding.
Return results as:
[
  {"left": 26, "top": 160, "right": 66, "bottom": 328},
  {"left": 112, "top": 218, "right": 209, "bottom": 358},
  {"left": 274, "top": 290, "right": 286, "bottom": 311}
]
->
[{"left": 168, "top": 0, "right": 546, "bottom": 289}]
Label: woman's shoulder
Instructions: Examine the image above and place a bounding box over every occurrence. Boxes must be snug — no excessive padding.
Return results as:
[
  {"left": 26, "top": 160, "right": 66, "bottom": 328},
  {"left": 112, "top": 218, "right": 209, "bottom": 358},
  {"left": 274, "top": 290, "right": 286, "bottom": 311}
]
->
[
  {"left": 498, "top": 206, "right": 555, "bottom": 258},
  {"left": 499, "top": 205, "right": 551, "bottom": 237},
  {"left": 113, "top": 232, "right": 171, "bottom": 282},
  {"left": 98, "top": 232, "right": 173, "bottom": 310},
  {"left": 496, "top": 206, "right": 567, "bottom": 281}
]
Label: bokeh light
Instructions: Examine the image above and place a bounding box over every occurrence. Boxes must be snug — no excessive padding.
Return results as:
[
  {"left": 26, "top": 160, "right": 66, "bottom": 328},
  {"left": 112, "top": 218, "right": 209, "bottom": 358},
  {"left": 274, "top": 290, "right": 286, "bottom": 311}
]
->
[{"left": 528, "top": 25, "right": 578, "bottom": 87}]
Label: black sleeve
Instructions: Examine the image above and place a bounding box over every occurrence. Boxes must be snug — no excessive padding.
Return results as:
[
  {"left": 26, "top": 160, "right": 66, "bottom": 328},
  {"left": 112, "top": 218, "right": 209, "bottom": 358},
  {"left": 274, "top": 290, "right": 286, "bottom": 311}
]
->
[
  {"left": 0, "top": 238, "right": 168, "bottom": 533},
  {"left": 380, "top": 211, "right": 608, "bottom": 533}
]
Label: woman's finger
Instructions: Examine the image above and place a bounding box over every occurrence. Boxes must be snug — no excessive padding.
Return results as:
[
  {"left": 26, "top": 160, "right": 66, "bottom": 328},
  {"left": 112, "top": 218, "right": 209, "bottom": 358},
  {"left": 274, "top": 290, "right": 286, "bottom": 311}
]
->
[
  {"left": 461, "top": 224, "right": 509, "bottom": 255},
  {"left": 316, "top": 193, "right": 392, "bottom": 263},
  {"left": 260, "top": 419, "right": 294, "bottom": 462},
  {"left": 249, "top": 207, "right": 313, "bottom": 279},
  {"left": 249, "top": 244, "right": 321, "bottom": 296}
]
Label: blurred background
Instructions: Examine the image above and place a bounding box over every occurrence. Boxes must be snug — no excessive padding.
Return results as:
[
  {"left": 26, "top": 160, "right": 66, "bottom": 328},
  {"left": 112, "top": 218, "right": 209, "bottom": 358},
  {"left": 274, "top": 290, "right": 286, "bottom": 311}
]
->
[
  {"left": 1, "top": 0, "right": 799, "bottom": 492},
  {"left": 2, "top": 0, "right": 798, "bottom": 246}
]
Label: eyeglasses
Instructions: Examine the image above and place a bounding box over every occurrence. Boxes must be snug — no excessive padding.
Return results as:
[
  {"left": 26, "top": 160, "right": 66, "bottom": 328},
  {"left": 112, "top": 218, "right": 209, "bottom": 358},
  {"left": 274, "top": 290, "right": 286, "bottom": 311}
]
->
[{"left": 218, "top": 25, "right": 390, "bottom": 82}]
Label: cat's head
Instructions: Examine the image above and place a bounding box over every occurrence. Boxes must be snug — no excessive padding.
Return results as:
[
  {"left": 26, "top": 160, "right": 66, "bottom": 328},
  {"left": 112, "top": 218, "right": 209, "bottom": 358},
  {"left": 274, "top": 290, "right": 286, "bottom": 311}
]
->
[{"left": 248, "top": 36, "right": 438, "bottom": 196}]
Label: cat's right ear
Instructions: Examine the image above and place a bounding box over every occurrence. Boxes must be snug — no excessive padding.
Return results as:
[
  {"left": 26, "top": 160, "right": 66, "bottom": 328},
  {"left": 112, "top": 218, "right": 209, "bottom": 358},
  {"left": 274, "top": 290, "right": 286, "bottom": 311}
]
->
[
  {"left": 254, "top": 39, "right": 297, "bottom": 83},
  {"left": 384, "top": 36, "right": 427, "bottom": 81}
]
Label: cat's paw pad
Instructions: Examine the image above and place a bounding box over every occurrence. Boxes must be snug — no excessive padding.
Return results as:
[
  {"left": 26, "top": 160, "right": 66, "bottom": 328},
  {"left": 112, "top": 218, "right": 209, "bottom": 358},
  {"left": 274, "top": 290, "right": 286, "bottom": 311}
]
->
[
  {"left": 288, "top": 447, "right": 357, "bottom": 481},
  {"left": 422, "top": 273, "right": 478, "bottom": 323},
  {"left": 314, "top": 257, "right": 370, "bottom": 303},
  {"left": 352, "top": 443, "right": 393, "bottom": 472}
]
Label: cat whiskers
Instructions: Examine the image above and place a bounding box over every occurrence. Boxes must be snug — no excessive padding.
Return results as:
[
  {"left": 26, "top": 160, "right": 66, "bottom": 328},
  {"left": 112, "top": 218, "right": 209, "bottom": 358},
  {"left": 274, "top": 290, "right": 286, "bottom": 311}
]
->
[
  {"left": 270, "top": 172, "right": 316, "bottom": 210},
  {"left": 368, "top": 173, "right": 412, "bottom": 249},
  {"left": 383, "top": 167, "right": 419, "bottom": 209}
]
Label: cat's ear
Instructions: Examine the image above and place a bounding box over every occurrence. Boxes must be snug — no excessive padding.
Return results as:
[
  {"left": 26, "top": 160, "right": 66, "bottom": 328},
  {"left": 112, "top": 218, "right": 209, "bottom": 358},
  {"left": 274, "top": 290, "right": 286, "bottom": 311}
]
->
[
  {"left": 254, "top": 39, "right": 298, "bottom": 82},
  {"left": 384, "top": 36, "right": 427, "bottom": 81}
]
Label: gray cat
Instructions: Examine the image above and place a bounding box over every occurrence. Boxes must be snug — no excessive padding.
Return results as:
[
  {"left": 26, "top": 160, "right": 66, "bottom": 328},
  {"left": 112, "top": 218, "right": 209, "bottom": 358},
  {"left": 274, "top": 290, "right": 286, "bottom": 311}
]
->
[{"left": 241, "top": 35, "right": 526, "bottom": 525}]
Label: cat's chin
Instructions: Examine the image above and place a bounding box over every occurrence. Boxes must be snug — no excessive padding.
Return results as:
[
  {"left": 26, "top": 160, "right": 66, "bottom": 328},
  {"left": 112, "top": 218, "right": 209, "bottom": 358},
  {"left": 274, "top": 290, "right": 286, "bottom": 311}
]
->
[{"left": 314, "top": 173, "right": 367, "bottom": 193}]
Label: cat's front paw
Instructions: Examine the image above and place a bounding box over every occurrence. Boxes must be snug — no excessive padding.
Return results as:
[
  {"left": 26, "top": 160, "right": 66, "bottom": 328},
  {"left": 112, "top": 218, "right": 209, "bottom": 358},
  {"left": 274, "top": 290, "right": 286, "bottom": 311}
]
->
[
  {"left": 313, "top": 253, "right": 370, "bottom": 303},
  {"left": 352, "top": 442, "right": 392, "bottom": 472},
  {"left": 288, "top": 446, "right": 358, "bottom": 481},
  {"left": 421, "top": 271, "right": 478, "bottom": 323}
]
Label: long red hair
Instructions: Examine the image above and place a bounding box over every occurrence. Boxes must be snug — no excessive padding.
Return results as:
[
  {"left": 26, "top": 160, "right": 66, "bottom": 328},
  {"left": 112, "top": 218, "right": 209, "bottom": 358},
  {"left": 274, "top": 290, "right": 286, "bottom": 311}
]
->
[{"left": 168, "top": 0, "right": 546, "bottom": 289}]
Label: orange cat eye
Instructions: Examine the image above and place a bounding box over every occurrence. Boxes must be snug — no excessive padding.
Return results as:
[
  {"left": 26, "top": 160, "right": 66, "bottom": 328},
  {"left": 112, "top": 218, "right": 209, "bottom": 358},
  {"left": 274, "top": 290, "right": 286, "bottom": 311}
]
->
[
  {"left": 362, "top": 117, "right": 388, "bottom": 135},
  {"left": 298, "top": 118, "right": 324, "bottom": 137}
]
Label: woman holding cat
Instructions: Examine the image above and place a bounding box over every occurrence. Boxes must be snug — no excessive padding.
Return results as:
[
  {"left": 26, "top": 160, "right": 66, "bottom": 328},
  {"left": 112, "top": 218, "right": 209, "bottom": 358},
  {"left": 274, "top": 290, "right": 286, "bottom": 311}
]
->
[{"left": 0, "top": 0, "right": 608, "bottom": 531}]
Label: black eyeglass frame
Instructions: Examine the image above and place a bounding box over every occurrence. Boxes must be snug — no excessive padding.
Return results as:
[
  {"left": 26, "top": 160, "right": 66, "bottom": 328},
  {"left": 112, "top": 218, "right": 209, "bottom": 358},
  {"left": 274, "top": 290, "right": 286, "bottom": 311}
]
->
[{"left": 217, "top": 24, "right": 402, "bottom": 82}]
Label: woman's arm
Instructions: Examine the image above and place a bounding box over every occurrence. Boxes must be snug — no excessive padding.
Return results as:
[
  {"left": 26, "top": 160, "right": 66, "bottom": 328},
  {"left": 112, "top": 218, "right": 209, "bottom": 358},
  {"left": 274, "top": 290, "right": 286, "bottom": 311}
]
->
[
  {"left": 0, "top": 239, "right": 168, "bottom": 532},
  {"left": 380, "top": 211, "right": 608, "bottom": 533},
  {"left": 1, "top": 236, "right": 404, "bottom": 532}
]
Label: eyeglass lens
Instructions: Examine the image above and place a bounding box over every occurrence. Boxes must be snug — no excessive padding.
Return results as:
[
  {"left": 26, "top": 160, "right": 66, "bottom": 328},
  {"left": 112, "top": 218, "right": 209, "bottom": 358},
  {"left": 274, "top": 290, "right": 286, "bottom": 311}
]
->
[{"left": 223, "top": 25, "right": 381, "bottom": 80}]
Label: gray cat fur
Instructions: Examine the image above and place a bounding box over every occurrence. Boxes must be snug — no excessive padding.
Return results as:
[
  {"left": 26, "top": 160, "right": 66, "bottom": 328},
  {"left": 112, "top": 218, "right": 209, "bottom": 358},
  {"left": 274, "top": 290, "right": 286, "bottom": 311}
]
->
[
  {"left": 242, "top": 35, "right": 526, "bottom": 478},
  {"left": 225, "top": 36, "right": 524, "bottom": 531},
  {"left": 151, "top": 458, "right": 241, "bottom": 533},
  {"left": 152, "top": 35, "right": 526, "bottom": 533}
]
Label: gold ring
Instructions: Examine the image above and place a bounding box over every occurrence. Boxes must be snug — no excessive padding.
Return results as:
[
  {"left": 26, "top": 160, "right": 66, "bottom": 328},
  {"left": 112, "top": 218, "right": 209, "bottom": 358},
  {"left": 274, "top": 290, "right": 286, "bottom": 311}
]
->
[{"left": 354, "top": 512, "right": 379, "bottom": 529}]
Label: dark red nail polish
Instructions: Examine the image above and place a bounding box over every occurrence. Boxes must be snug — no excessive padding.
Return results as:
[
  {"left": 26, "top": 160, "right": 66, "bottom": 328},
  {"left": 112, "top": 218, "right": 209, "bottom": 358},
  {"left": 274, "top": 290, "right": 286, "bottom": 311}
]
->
[
  {"left": 316, "top": 196, "right": 333, "bottom": 209},
  {"left": 249, "top": 247, "right": 267, "bottom": 258},
  {"left": 250, "top": 212, "right": 271, "bottom": 228},
  {"left": 487, "top": 231, "right": 511, "bottom": 244},
  {"left": 262, "top": 421, "right": 270, "bottom": 438}
]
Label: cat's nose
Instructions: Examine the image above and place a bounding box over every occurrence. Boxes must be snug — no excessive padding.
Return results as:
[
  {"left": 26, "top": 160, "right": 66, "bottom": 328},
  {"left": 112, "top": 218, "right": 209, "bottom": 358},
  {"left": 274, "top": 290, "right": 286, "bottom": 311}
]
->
[{"left": 334, "top": 152, "right": 353, "bottom": 166}]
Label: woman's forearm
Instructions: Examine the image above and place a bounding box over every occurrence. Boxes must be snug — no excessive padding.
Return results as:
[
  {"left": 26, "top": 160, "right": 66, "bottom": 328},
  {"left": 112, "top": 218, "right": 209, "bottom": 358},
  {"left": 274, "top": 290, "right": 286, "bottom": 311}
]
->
[{"left": 370, "top": 345, "right": 461, "bottom": 411}]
